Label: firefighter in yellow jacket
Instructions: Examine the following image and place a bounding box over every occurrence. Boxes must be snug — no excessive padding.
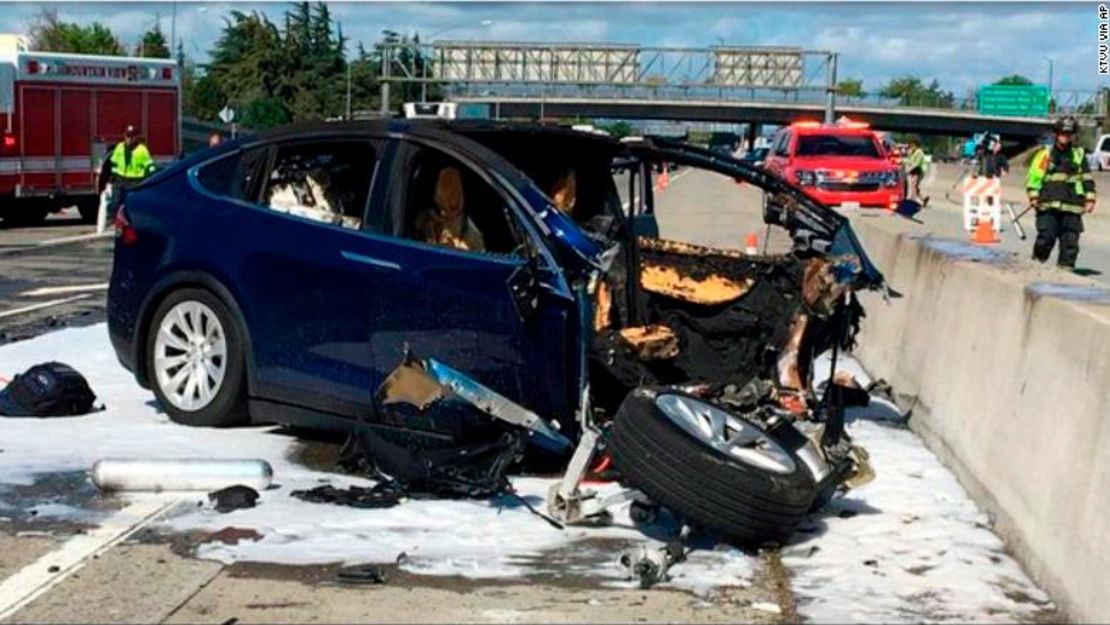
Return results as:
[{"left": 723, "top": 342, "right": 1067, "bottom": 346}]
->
[
  {"left": 103, "top": 125, "right": 155, "bottom": 189},
  {"left": 1026, "top": 116, "right": 1096, "bottom": 269}
]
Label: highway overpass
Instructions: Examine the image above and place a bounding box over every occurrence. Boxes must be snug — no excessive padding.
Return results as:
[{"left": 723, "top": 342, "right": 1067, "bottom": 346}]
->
[{"left": 455, "top": 96, "right": 1058, "bottom": 140}]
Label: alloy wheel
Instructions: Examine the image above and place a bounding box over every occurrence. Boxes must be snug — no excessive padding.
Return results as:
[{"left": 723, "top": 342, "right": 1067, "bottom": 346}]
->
[{"left": 153, "top": 300, "right": 228, "bottom": 412}]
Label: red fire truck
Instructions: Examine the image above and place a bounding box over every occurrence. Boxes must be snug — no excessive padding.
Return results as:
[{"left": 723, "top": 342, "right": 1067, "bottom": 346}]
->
[{"left": 0, "top": 50, "right": 180, "bottom": 225}]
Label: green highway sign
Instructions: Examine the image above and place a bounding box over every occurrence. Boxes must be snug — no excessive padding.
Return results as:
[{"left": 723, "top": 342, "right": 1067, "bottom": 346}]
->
[{"left": 977, "top": 85, "right": 1050, "bottom": 117}]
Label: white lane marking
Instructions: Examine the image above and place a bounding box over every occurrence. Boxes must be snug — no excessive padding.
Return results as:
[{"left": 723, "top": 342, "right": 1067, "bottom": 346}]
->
[
  {"left": 36, "top": 231, "right": 113, "bottom": 246},
  {"left": 0, "top": 499, "right": 180, "bottom": 621},
  {"left": 19, "top": 283, "right": 109, "bottom": 298},
  {"left": 0, "top": 294, "right": 94, "bottom": 320},
  {"left": 668, "top": 168, "right": 693, "bottom": 185}
]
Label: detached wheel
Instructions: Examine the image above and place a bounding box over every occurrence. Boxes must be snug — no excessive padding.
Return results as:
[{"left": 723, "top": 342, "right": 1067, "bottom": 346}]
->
[
  {"left": 609, "top": 390, "right": 819, "bottom": 546},
  {"left": 145, "top": 288, "right": 248, "bottom": 427}
]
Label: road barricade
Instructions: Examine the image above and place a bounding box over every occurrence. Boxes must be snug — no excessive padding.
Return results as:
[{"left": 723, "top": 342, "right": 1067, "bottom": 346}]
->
[
  {"left": 961, "top": 175, "right": 1002, "bottom": 232},
  {"left": 850, "top": 214, "right": 1110, "bottom": 623}
]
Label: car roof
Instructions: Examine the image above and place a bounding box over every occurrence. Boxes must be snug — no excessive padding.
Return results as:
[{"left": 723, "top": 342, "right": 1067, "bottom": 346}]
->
[{"left": 247, "top": 118, "right": 626, "bottom": 151}]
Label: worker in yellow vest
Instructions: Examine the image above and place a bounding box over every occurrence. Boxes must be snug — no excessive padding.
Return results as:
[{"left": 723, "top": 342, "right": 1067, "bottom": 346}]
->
[
  {"left": 107, "top": 126, "right": 155, "bottom": 186},
  {"left": 95, "top": 126, "right": 155, "bottom": 228},
  {"left": 1026, "top": 116, "right": 1096, "bottom": 270}
]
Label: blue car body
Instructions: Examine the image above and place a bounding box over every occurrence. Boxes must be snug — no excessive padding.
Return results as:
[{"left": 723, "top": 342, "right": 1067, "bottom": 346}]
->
[{"left": 108, "top": 120, "right": 882, "bottom": 438}]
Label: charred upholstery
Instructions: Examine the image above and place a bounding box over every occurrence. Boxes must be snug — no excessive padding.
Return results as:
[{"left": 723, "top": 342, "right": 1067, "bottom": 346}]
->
[{"left": 589, "top": 236, "right": 857, "bottom": 416}]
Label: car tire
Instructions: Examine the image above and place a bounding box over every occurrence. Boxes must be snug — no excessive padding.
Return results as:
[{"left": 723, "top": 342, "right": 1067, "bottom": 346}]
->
[
  {"left": 145, "top": 288, "right": 248, "bottom": 428},
  {"left": 608, "top": 389, "right": 818, "bottom": 546}
]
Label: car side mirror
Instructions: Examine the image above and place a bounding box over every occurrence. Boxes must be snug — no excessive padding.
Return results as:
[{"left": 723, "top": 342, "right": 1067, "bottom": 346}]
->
[{"left": 506, "top": 260, "right": 542, "bottom": 320}]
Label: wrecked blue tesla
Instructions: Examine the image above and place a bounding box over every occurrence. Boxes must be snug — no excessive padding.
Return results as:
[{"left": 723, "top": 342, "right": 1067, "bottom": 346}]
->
[{"left": 107, "top": 120, "right": 884, "bottom": 545}]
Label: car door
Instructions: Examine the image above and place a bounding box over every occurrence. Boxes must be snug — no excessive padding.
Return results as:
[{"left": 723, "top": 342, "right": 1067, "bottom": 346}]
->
[
  {"left": 360, "top": 137, "right": 578, "bottom": 425},
  {"left": 195, "top": 136, "right": 393, "bottom": 420}
]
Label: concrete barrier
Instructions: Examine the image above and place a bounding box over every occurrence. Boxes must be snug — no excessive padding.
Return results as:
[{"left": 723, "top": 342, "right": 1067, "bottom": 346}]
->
[{"left": 849, "top": 213, "right": 1110, "bottom": 623}]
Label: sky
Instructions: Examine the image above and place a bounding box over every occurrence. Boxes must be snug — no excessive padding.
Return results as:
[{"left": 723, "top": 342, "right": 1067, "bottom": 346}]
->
[{"left": 0, "top": 2, "right": 1104, "bottom": 95}]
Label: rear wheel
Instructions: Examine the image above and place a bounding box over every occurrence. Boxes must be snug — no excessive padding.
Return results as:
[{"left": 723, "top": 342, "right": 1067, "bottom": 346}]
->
[
  {"left": 609, "top": 390, "right": 819, "bottom": 546},
  {"left": 145, "top": 288, "right": 248, "bottom": 427}
]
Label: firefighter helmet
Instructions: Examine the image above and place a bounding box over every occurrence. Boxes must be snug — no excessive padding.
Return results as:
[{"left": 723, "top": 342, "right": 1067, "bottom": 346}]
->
[{"left": 1054, "top": 116, "right": 1079, "bottom": 134}]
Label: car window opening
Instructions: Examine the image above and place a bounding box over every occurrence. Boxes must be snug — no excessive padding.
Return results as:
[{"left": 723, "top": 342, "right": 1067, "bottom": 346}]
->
[
  {"left": 460, "top": 132, "right": 625, "bottom": 233},
  {"left": 262, "top": 141, "right": 375, "bottom": 230},
  {"left": 400, "top": 148, "right": 524, "bottom": 257}
]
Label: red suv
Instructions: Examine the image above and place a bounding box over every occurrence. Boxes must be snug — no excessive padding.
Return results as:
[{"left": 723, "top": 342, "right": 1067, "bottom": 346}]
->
[{"left": 764, "top": 121, "right": 904, "bottom": 210}]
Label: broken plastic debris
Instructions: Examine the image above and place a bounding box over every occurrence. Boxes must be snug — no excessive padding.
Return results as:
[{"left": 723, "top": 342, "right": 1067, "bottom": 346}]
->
[
  {"left": 208, "top": 485, "right": 260, "bottom": 513},
  {"left": 375, "top": 354, "right": 570, "bottom": 454},
  {"left": 290, "top": 483, "right": 404, "bottom": 509},
  {"left": 336, "top": 564, "right": 388, "bottom": 585},
  {"left": 618, "top": 540, "right": 687, "bottom": 589},
  {"left": 377, "top": 357, "right": 448, "bottom": 410},
  {"left": 424, "top": 359, "right": 572, "bottom": 453},
  {"left": 752, "top": 602, "right": 782, "bottom": 614}
]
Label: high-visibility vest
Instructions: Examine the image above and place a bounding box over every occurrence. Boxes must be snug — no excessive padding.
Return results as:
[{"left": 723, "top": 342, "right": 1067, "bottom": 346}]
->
[
  {"left": 109, "top": 142, "right": 154, "bottom": 180},
  {"left": 1026, "top": 146, "right": 1095, "bottom": 213},
  {"left": 905, "top": 147, "right": 927, "bottom": 173}
]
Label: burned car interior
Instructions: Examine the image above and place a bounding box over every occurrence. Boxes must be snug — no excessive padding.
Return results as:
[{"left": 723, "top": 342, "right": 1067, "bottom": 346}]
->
[{"left": 262, "top": 140, "right": 375, "bottom": 230}]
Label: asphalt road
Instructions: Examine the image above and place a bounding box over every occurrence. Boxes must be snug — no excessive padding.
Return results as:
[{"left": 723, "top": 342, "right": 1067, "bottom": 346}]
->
[
  {"left": 909, "top": 163, "right": 1110, "bottom": 283},
  {"left": 0, "top": 208, "right": 112, "bottom": 345}
]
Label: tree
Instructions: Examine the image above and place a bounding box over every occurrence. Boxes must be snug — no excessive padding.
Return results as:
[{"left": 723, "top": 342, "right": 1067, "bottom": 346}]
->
[
  {"left": 200, "top": 4, "right": 352, "bottom": 124},
  {"left": 879, "top": 76, "right": 954, "bottom": 109},
  {"left": 188, "top": 73, "right": 226, "bottom": 121},
  {"left": 288, "top": 2, "right": 347, "bottom": 120},
  {"left": 347, "top": 42, "right": 381, "bottom": 114},
  {"left": 994, "top": 74, "right": 1033, "bottom": 86},
  {"left": 177, "top": 42, "right": 224, "bottom": 121},
  {"left": 241, "top": 97, "right": 290, "bottom": 129},
  {"left": 27, "top": 8, "right": 125, "bottom": 55},
  {"left": 598, "top": 120, "right": 635, "bottom": 138},
  {"left": 136, "top": 23, "right": 171, "bottom": 59},
  {"left": 837, "top": 78, "right": 865, "bottom": 99},
  {"left": 207, "top": 11, "right": 287, "bottom": 114}
]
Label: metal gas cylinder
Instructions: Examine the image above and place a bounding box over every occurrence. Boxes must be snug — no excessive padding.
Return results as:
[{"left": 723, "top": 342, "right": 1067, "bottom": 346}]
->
[{"left": 91, "top": 458, "right": 273, "bottom": 492}]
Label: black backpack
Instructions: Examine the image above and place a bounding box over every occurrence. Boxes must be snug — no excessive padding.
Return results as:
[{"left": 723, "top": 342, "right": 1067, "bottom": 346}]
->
[{"left": 0, "top": 362, "right": 97, "bottom": 418}]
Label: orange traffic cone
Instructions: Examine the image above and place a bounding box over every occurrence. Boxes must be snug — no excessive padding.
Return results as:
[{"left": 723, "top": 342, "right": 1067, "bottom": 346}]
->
[
  {"left": 661, "top": 167, "right": 670, "bottom": 189},
  {"left": 745, "top": 232, "right": 759, "bottom": 255},
  {"left": 971, "top": 217, "right": 1000, "bottom": 245}
]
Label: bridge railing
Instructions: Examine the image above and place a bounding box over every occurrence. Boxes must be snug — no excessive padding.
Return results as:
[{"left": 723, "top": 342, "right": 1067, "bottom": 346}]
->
[
  {"left": 378, "top": 40, "right": 1104, "bottom": 119},
  {"left": 382, "top": 41, "right": 836, "bottom": 91},
  {"left": 378, "top": 40, "right": 837, "bottom": 116}
]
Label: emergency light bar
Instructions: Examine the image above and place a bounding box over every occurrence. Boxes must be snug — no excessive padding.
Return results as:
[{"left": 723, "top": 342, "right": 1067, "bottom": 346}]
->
[{"left": 792, "top": 119, "right": 870, "bottom": 130}]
